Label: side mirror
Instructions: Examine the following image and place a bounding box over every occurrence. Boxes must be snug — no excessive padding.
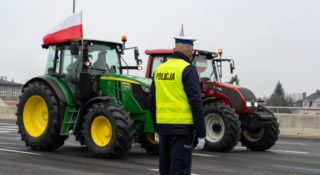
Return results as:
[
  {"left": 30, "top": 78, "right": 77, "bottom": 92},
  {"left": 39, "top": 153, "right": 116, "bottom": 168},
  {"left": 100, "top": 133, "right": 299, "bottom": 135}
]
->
[
  {"left": 230, "top": 63, "right": 235, "bottom": 74},
  {"left": 70, "top": 42, "right": 80, "bottom": 55},
  {"left": 134, "top": 48, "right": 142, "bottom": 65}
]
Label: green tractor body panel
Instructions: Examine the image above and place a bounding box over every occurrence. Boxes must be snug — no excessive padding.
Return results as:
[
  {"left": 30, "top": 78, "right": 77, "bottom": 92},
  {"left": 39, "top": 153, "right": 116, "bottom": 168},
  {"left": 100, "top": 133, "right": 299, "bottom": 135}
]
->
[
  {"left": 47, "top": 76, "right": 76, "bottom": 107},
  {"left": 44, "top": 76, "right": 80, "bottom": 135},
  {"left": 99, "top": 74, "right": 154, "bottom": 133}
]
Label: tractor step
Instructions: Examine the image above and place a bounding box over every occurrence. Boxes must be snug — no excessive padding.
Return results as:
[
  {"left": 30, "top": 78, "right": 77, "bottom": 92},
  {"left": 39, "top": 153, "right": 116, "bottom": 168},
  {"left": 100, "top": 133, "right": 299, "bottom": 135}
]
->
[{"left": 60, "top": 106, "right": 80, "bottom": 135}]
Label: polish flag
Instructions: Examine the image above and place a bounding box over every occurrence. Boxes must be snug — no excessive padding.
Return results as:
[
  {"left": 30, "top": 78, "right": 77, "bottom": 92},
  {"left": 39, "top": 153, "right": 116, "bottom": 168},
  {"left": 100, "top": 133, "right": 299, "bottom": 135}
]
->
[{"left": 43, "top": 12, "right": 83, "bottom": 45}]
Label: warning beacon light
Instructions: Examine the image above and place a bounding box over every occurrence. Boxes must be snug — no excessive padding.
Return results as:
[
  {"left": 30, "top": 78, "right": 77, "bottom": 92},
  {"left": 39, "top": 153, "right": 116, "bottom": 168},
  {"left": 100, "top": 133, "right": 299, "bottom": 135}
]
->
[
  {"left": 218, "top": 48, "right": 223, "bottom": 58},
  {"left": 121, "top": 35, "right": 127, "bottom": 43}
]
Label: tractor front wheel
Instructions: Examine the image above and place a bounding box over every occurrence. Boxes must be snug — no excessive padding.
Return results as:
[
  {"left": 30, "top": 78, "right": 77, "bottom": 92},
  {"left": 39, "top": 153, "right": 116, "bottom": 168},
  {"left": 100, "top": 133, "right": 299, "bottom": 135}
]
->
[
  {"left": 240, "top": 107, "right": 280, "bottom": 151},
  {"left": 204, "top": 103, "right": 241, "bottom": 152},
  {"left": 83, "top": 103, "right": 134, "bottom": 158},
  {"left": 16, "top": 81, "right": 67, "bottom": 150}
]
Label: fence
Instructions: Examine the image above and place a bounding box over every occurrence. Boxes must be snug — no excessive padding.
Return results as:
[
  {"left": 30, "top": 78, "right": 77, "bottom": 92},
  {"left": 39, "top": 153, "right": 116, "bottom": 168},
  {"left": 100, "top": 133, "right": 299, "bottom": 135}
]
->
[{"left": 266, "top": 106, "right": 320, "bottom": 116}]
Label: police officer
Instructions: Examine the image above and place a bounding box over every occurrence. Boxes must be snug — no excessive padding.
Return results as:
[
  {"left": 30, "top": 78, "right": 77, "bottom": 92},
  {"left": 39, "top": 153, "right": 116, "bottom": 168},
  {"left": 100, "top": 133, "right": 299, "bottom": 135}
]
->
[{"left": 149, "top": 26, "right": 206, "bottom": 175}]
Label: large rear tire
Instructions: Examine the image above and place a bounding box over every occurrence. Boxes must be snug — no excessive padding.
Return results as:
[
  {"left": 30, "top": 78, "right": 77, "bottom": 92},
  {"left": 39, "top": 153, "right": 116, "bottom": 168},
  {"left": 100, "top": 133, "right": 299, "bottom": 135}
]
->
[
  {"left": 16, "top": 81, "right": 67, "bottom": 150},
  {"left": 83, "top": 103, "right": 134, "bottom": 158},
  {"left": 240, "top": 107, "right": 280, "bottom": 151},
  {"left": 204, "top": 103, "right": 241, "bottom": 152},
  {"left": 139, "top": 133, "right": 159, "bottom": 155}
]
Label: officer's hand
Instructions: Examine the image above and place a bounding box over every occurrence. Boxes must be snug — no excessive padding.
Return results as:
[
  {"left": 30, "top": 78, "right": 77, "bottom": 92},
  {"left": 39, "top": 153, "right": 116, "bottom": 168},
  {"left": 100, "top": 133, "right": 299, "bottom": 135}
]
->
[
  {"left": 194, "top": 138, "right": 205, "bottom": 151},
  {"left": 154, "top": 132, "right": 159, "bottom": 142}
]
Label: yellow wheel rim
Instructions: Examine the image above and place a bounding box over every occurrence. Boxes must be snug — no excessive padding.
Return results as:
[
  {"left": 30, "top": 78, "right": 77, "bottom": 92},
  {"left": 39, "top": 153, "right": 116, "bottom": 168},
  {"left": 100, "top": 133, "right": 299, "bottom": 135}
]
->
[
  {"left": 23, "top": 95, "right": 49, "bottom": 137},
  {"left": 146, "top": 133, "right": 159, "bottom": 145},
  {"left": 91, "top": 116, "right": 113, "bottom": 147}
]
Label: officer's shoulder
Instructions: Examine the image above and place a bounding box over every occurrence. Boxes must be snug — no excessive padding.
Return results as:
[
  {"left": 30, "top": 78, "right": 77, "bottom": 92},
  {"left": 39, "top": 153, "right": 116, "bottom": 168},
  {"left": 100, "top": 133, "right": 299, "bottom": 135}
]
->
[{"left": 184, "top": 64, "right": 197, "bottom": 72}]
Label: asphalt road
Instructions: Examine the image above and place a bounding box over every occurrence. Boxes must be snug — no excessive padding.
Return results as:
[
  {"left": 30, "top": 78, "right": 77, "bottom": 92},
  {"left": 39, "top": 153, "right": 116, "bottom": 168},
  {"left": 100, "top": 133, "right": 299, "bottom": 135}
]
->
[{"left": 1, "top": 119, "right": 320, "bottom": 175}]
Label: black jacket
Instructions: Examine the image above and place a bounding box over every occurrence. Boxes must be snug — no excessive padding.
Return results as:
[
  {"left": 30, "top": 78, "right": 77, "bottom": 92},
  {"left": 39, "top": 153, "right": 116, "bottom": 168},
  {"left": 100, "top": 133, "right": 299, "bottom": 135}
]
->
[{"left": 149, "top": 51, "right": 206, "bottom": 138}]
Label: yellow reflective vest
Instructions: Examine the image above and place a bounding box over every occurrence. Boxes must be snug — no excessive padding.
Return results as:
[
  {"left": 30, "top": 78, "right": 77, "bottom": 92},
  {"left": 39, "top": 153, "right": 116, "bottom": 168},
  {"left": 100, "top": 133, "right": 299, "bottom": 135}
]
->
[{"left": 154, "top": 58, "right": 194, "bottom": 124}]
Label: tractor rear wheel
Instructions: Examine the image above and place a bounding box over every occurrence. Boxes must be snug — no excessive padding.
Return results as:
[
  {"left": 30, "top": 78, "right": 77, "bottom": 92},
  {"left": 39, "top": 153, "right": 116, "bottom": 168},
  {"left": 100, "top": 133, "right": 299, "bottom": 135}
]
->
[
  {"left": 16, "top": 81, "right": 67, "bottom": 150},
  {"left": 240, "top": 107, "right": 280, "bottom": 151},
  {"left": 83, "top": 103, "right": 134, "bottom": 158},
  {"left": 139, "top": 133, "right": 159, "bottom": 155},
  {"left": 204, "top": 103, "right": 241, "bottom": 152}
]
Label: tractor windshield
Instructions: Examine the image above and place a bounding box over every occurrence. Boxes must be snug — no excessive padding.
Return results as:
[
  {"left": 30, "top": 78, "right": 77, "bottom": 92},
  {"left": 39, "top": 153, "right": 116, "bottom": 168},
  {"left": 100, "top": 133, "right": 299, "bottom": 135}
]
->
[
  {"left": 193, "top": 54, "right": 219, "bottom": 82},
  {"left": 88, "top": 44, "right": 121, "bottom": 74}
]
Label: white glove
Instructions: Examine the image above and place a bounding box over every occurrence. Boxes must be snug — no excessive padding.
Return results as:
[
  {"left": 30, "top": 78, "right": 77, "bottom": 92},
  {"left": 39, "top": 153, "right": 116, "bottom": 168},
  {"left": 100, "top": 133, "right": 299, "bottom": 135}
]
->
[
  {"left": 194, "top": 138, "right": 205, "bottom": 151},
  {"left": 154, "top": 132, "right": 159, "bottom": 142}
]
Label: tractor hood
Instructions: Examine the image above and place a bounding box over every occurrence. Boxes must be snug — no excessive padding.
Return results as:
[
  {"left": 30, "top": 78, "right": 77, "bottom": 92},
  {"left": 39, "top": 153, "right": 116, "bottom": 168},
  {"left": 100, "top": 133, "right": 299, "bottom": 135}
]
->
[
  {"left": 206, "top": 81, "right": 258, "bottom": 111},
  {"left": 220, "top": 82, "right": 257, "bottom": 103},
  {"left": 100, "top": 73, "right": 151, "bottom": 87}
]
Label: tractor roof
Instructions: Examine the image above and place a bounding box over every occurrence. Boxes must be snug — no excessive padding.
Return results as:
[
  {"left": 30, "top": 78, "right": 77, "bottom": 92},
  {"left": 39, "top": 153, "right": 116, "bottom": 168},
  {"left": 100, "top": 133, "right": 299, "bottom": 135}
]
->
[
  {"left": 145, "top": 49, "right": 174, "bottom": 55},
  {"left": 42, "top": 39, "right": 122, "bottom": 48},
  {"left": 145, "top": 49, "right": 217, "bottom": 59}
]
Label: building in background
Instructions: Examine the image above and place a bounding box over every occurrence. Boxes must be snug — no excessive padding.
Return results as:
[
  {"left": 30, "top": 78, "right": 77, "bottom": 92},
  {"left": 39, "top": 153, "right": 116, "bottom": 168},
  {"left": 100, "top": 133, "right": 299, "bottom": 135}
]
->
[
  {"left": 0, "top": 76, "right": 23, "bottom": 106},
  {"left": 294, "top": 90, "right": 320, "bottom": 115}
]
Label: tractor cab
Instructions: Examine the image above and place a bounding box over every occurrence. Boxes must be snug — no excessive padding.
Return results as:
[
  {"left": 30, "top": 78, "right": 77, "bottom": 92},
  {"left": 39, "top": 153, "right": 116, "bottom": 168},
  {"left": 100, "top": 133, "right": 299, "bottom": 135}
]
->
[
  {"left": 145, "top": 49, "right": 235, "bottom": 83},
  {"left": 44, "top": 39, "right": 142, "bottom": 77},
  {"left": 193, "top": 49, "right": 235, "bottom": 83},
  {"left": 43, "top": 39, "right": 142, "bottom": 104}
]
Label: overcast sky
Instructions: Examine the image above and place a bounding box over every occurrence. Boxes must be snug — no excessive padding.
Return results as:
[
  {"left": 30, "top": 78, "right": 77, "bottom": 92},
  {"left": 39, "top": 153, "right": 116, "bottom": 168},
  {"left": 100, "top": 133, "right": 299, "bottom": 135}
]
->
[{"left": 0, "top": 0, "right": 319, "bottom": 98}]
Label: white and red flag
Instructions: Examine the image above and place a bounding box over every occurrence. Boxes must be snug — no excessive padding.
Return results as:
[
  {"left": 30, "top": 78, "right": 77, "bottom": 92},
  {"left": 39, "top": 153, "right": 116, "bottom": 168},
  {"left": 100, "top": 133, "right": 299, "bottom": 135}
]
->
[{"left": 43, "top": 12, "right": 83, "bottom": 45}]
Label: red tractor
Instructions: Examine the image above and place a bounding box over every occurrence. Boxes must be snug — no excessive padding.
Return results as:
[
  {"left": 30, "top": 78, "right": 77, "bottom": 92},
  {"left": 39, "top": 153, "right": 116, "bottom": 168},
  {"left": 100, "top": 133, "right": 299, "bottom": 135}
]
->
[{"left": 145, "top": 49, "right": 279, "bottom": 152}]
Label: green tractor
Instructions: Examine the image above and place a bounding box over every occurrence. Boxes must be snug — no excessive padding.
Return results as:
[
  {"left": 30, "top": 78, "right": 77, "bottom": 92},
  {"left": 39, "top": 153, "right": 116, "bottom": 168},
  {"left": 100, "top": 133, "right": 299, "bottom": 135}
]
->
[{"left": 16, "top": 37, "right": 158, "bottom": 158}]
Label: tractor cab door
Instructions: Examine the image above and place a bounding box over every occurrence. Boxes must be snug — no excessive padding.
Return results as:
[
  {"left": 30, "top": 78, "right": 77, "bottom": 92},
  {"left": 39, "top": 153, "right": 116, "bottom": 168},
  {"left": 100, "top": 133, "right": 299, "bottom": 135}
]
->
[{"left": 45, "top": 44, "right": 83, "bottom": 97}]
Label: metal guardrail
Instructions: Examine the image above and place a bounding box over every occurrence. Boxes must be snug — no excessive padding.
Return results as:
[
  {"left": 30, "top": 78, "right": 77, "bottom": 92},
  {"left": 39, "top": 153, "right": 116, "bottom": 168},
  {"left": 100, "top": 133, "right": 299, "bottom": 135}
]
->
[{"left": 266, "top": 106, "right": 320, "bottom": 115}]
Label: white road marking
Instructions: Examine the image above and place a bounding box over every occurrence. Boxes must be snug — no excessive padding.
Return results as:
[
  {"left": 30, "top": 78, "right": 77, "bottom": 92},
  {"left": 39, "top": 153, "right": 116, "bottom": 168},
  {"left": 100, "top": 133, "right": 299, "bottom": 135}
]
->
[
  {"left": 271, "top": 149, "right": 309, "bottom": 154},
  {"left": 193, "top": 153, "right": 220, "bottom": 158},
  {"left": 149, "top": 168, "right": 159, "bottom": 172},
  {"left": 0, "top": 128, "right": 18, "bottom": 131},
  {"left": 0, "top": 123, "right": 16, "bottom": 125},
  {"left": 0, "top": 148, "right": 41, "bottom": 155},
  {"left": 273, "top": 165, "right": 320, "bottom": 173},
  {"left": 277, "top": 141, "right": 307, "bottom": 146},
  {"left": 235, "top": 147, "right": 309, "bottom": 154},
  {"left": 0, "top": 125, "right": 18, "bottom": 128},
  {"left": 234, "top": 146, "right": 247, "bottom": 150},
  {"left": 0, "top": 131, "right": 11, "bottom": 133},
  {"left": 0, "top": 136, "right": 21, "bottom": 140},
  {"left": 148, "top": 168, "right": 199, "bottom": 175}
]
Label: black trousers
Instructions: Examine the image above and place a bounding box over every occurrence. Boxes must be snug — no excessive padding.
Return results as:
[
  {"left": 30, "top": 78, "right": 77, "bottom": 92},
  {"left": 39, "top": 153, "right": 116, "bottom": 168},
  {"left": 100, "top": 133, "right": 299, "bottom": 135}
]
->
[{"left": 159, "top": 135, "right": 193, "bottom": 175}]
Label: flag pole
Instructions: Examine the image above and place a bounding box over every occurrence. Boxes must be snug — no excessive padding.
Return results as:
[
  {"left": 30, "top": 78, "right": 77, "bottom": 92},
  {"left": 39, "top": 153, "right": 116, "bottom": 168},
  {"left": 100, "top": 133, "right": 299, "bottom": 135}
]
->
[{"left": 73, "top": 0, "right": 76, "bottom": 13}]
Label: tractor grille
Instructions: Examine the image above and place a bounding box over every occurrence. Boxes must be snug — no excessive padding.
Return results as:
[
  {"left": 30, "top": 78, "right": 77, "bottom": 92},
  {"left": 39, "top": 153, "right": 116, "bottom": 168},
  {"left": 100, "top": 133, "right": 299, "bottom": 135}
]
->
[{"left": 132, "top": 84, "right": 149, "bottom": 110}]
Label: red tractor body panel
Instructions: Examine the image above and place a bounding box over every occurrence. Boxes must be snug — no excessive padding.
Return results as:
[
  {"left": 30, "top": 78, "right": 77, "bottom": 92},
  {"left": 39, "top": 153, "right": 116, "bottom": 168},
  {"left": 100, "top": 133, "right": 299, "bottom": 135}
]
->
[{"left": 202, "top": 81, "right": 257, "bottom": 114}]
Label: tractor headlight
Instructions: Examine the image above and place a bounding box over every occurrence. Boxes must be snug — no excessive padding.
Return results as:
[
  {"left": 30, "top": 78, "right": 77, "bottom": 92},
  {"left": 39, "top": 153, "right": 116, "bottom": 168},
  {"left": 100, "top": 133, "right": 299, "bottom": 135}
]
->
[
  {"left": 141, "top": 86, "right": 150, "bottom": 93},
  {"left": 246, "top": 101, "right": 252, "bottom": 107},
  {"left": 254, "top": 101, "right": 258, "bottom": 108}
]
